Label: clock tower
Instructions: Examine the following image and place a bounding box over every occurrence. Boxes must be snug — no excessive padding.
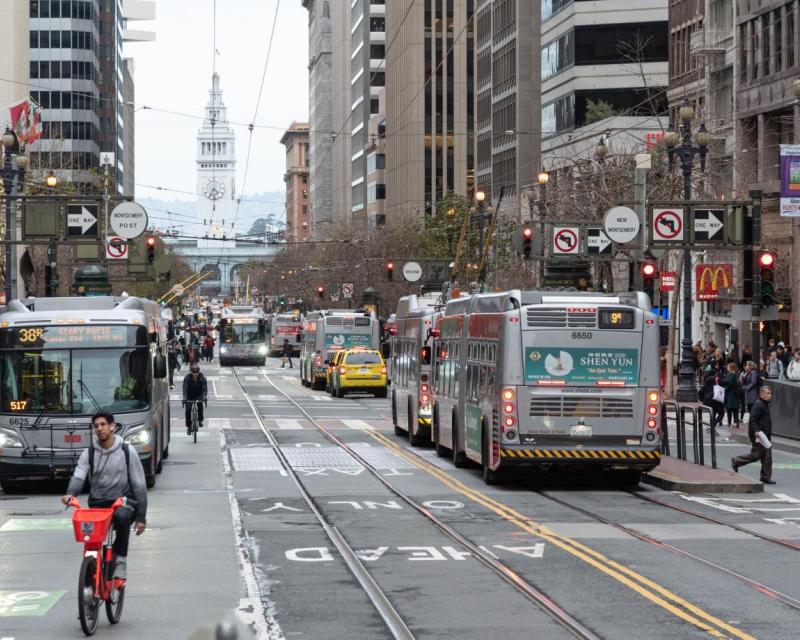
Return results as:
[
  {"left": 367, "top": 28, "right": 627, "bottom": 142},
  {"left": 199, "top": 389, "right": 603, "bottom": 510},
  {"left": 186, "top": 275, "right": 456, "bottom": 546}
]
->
[{"left": 196, "top": 72, "right": 236, "bottom": 248}]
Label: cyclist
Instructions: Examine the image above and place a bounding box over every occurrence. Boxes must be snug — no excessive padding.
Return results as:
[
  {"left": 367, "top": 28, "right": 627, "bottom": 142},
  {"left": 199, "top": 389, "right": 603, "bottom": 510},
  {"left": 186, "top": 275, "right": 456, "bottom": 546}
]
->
[
  {"left": 61, "top": 412, "right": 148, "bottom": 579},
  {"left": 183, "top": 363, "right": 208, "bottom": 435}
]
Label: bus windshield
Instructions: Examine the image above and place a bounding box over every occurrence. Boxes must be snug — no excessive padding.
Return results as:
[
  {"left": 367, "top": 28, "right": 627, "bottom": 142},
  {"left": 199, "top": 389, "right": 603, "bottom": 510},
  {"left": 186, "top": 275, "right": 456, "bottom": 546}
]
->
[
  {"left": 221, "top": 323, "right": 264, "bottom": 344},
  {"left": 0, "top": 325, "right": 150, "bottom": 415}
]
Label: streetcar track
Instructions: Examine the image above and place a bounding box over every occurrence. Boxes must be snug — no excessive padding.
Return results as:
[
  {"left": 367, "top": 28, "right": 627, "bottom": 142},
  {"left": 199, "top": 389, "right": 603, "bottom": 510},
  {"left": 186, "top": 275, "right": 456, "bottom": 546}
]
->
[
  {"left": 231, "top": 367, "right": 415, "bottom": 640},
  {"left": 537, "top": 491, "right": 800, "bottom": 613},
  {"left": 629, "top": 491, "right": 800, "bottom": 553},
  {"left": 253, "top": 367, "right": 602, "bottom": 640}
]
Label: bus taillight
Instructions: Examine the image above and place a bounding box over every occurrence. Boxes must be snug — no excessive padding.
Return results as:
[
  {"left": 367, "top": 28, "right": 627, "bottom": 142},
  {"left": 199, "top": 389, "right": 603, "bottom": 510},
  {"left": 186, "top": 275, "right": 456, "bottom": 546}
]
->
[
  {"left": 421, "top": 383, "right": 429, "bottom": 393},
  {"left": 647, "top": 418, "right": 658, "bottom": 429},
  {"left": 500, "top": 388, "right": 517, "bottom": 432}
]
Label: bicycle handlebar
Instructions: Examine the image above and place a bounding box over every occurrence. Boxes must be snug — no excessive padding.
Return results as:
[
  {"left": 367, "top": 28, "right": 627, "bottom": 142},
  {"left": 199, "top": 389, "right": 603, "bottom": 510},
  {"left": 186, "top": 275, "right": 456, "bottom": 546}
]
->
[{"left": 67, "top": 496, "right": 134, "bottom": 511}]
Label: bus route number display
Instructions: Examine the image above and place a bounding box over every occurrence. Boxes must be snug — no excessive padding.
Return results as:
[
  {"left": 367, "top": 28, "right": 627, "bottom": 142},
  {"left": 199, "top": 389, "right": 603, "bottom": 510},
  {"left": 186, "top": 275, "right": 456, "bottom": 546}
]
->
[
  {"left": 8, "top": 325, "right": 130, "bottom": 348},
  {"left": 598, "top": 308, "right": 635, "bottom": 329}
]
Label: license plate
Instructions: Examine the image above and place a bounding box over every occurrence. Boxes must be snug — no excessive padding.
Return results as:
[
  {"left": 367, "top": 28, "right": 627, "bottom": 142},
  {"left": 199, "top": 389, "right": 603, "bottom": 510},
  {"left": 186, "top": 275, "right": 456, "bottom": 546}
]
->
[
  {"left": 64, "top": 434, "right": 81, "bottom": 444},
  {"left": 360, "top": 368, "right": 368, "bottom": 373},
  {"left": 570, "top": 425, "right": 592, "bottom": 437},
  {"left": 372, "top": 374, "right": 380, "bottom": 379}
]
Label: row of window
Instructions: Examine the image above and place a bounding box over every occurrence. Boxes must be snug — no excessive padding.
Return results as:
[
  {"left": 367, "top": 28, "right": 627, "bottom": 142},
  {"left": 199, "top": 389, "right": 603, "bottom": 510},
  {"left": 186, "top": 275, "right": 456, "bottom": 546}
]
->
[
  {"left": 492, "top": 0, "right": 516, "bottom": 41},
  {"left": 201, "top": 141, "right": 229, "bottom": 156},
  {"left": 739, "top": 6, "right": 797, "bottom": 85},
  {"left": 30, "top": 150, "right": 98, "bottom": 170},
  {"left": 366, "top": 152, "right": 385, "bottom": 173},
  {"left": 199, "top": 163, "right": 230, "bottom": 169},
  {"left": 30, "top": 90, "right": 98, "bottom": 110},
  {"left": 492, "top": 40, "right": 516, "bottom": 95},
  {"left": 30, "top": 60, "right": 97, "bottom": 82},
  {"left": 30, "top": 29, "right": 97, "bottom": 51},
  {"left": 42, "top": 120, "right": 99, "bottom": 141},
  {"left": 367, "top": 182, "right": 385, "bottom": 203},
  {"left": 30, "top": 0, "right": 97, "bottom": 21}
]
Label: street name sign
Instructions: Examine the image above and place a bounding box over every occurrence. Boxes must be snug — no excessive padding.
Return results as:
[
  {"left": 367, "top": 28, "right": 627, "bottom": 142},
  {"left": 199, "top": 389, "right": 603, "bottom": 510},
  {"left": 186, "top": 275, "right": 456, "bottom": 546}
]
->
[
  {"left": 694, "top": 208, "right": 725, "bottom": 242},
  {"left": 110, "top": 201, "right": 148, "bottom": 240},
  {"left": 652, "top": 207, "right": 685, "bottom": 242},
  {"left": 602, "top": 206, "right": 640, "bottom": 244},
  {"left": 403, "top": 261, "right": 423, "bottom": 282},
  {"left": 587, "top": 228, "right": 612, "bottom": 254},
  {"left": 552, "top": 227, "right": 580, "bottom": 254},
  {"left": 67, "top": 204, "right": 98, "bottom": 237}
]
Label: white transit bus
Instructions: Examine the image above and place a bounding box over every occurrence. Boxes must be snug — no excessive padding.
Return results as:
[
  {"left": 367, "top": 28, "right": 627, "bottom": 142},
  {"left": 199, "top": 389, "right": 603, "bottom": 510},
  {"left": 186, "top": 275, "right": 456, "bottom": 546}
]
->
[
  {"left": 218, "top": 305, "right": 267, "bottom": 366},
  {"left": 432, "top": 290, "right": 662, "bottom": 486},
  {"left": 300, "top": 310, "right": 380, "bottom": 390},
  {"left": 0, "top": 296, "right": 170, "bottom": 491},
  {"left": 390, "top": 294, "right": 442, "bottom": 446},
  {"left": 266, "top": 312, "right": 303, "bottom": 357}
]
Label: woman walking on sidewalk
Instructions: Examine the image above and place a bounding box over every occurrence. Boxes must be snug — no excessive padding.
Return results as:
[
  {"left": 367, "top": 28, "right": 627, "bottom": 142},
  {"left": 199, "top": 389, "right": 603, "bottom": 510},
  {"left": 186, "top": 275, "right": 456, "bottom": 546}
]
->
[{"left": 721, "top": 362, "right": 741, "bottom": 428}]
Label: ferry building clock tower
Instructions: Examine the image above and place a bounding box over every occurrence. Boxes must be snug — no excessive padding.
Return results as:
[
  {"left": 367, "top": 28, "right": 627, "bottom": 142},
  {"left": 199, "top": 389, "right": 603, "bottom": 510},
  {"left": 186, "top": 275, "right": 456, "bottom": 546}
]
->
[{"left": 196, "top": 72, "right": 236, "bottom": 248}]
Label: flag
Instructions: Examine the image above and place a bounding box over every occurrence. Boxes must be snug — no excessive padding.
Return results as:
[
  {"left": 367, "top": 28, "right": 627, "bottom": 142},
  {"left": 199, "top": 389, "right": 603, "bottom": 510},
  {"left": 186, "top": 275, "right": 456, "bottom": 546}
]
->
[{"left": 9, "top": 99, "right": 43, "bottom": 145}]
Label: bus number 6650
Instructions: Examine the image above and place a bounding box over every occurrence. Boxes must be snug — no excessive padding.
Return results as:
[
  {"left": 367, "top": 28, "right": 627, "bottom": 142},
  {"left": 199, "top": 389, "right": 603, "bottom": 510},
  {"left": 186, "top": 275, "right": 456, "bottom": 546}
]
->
[{"left": 571, "top": 332, "right": 593, "bottom": 340}]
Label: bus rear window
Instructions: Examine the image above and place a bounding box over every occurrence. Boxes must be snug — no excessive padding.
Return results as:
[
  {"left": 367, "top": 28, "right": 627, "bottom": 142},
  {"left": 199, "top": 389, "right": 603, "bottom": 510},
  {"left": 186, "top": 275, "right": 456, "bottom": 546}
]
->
[
  {"left": 354, "top": 317, "right": 371, "bottom": 326},
  {"left": 346, "top": 352, "right": 381, "bottom": 365}
]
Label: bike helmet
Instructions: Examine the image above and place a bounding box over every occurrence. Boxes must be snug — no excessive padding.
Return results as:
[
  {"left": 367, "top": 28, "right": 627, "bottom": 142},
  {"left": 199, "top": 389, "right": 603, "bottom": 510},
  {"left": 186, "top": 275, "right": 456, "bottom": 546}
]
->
[{"left": 190, "top": 364, "right": 201, "bottom": 373}]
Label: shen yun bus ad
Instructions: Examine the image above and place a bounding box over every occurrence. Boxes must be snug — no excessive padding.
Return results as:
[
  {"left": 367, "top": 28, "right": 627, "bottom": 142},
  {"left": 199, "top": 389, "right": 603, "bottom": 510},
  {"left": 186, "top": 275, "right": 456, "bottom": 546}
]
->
[{"left": 524, "top": 348, "right": 639, "bottom": 384}]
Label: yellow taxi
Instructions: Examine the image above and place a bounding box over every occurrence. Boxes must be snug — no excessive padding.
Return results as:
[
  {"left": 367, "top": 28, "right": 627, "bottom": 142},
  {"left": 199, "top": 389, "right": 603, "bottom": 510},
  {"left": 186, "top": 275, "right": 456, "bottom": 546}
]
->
[
  {"left": 325, "top": 350, "right": 346, "bottom": 394},
  {"left": 329, "top": 348, "right": 387, "bottom": 398}
]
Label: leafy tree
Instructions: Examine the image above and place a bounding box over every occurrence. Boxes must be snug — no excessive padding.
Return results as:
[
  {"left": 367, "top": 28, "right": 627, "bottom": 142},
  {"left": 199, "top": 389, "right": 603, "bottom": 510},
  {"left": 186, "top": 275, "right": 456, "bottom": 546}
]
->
[{"left": 584, "top": 98, "right": 616, "bottom": 125}]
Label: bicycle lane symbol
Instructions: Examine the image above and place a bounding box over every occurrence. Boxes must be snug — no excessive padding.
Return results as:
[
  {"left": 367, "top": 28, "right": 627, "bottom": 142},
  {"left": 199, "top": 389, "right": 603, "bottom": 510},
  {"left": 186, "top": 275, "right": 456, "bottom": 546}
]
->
[{"left": 0, "top": 590, "right": 65, "bottom": 617}]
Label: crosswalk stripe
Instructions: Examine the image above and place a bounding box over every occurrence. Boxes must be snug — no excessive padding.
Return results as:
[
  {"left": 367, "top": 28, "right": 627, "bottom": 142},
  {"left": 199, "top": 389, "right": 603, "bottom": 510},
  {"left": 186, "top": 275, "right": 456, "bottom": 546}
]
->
[
  {"left": 257, "top": 394, "right": 280, "bottom": 401},
  {"left": 244, "top": 376, "right": 260, "bottom": 381},
  {"left": 276, "top": 419, "right": 303, "bottom": 430},
  {"left": 310, "top": 395, "right": 332, "bottom": 402},
  {"left": 342, "top": 419, "right": 375, "bottom": 431}
]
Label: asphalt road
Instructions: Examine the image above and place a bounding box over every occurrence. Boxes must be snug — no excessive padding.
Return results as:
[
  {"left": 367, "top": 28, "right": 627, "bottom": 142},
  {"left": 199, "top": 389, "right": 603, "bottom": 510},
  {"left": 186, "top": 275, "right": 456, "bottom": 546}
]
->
[{"left": 3, "top": 355, "right": 800, "bottom": 639}]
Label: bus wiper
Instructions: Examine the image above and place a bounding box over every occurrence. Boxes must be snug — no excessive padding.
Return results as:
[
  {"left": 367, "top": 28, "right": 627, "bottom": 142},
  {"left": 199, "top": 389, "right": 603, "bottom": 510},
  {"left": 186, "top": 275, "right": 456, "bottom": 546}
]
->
[
  {"left": 77, "top": 362, "right": 102, "bottom": 414},
  {"left": 31, "top": 380, "right": 68, "bottom": 428}
]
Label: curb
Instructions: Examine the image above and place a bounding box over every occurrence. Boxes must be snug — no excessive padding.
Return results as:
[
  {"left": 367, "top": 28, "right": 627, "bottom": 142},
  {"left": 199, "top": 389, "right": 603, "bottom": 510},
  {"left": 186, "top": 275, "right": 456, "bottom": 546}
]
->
[{"left": 642, "top": 471, "right": 763, "bottom": 494}]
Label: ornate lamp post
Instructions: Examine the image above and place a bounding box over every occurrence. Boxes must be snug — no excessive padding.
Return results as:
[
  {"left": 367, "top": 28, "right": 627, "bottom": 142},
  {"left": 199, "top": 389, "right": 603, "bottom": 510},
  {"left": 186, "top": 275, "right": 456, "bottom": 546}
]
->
[
  {"left": 665, "top": 99, "right": 711, "bottom": 402},
  {"left": 1, "top": 129, "right": 27, "bottom": 302}
]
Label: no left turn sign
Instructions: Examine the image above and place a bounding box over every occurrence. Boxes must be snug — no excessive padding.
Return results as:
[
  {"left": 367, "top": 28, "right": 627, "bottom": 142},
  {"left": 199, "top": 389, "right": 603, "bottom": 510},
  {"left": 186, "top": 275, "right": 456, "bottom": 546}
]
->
[
  {"left": 105, "top": 236, "right": 128, "bottom": 260},
  {"left": 652, "top": 208, "right": 684, "bottom": 242},
  {"left": 552, "top": 227, "right": 579, "bottom": 254}
]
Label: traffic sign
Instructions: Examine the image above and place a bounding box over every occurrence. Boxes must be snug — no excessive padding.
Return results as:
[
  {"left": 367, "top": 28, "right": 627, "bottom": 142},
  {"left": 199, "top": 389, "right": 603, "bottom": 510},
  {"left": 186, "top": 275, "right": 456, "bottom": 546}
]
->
[
  {"left": 652, "top": 208, "right": 684, "bottom": 242},
  {"left": 342, "top": 282, "right": 354, "bottom": 299},
  {"left": 67, "top": 204, "right": 98, "bottom": 237},
  {"left": 109, "top": 201, "right": 148, "bottom": 240},
  {"left": 694, "top": 208, "right": 725, "bottom": 242},
  {"left": 587, "top": 228, "right": 612, "bottom": 254},
  {"left": 403, "top": 261, "right": 423, "bottom": 282},
  {"left": 552, "top": 227, "right": 579, "bottom": 254},
  {"left": 659, "top": 271, "right": 676, "bottom": 292},
  {"left": 105, "top": 236, "right": 128, "bottom": 260},
  {"left": 602, "top": 206, "right": 640, "bottom": 244}
]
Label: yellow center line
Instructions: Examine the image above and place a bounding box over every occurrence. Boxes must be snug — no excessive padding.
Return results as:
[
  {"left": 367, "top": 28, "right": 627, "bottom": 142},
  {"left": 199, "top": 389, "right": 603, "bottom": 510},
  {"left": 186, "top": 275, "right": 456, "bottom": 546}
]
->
[{"left": 367, "top": 430, "right": 755, "bottom": 640}]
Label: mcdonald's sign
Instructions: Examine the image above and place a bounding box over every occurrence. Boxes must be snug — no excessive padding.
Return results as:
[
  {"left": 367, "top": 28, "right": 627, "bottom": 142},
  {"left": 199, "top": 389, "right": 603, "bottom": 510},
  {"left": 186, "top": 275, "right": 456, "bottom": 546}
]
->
[{"left": 695, "top": 263, "right": 733, "bottom": 301}]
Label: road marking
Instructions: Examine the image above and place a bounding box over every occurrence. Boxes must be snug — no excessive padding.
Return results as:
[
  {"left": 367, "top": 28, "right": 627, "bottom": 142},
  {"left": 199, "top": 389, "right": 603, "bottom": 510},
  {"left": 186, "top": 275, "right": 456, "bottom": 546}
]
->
[
  {"left": 0, "top": 518, "right": 71, "bottom": 532},
  {"left": 366, "top": 430, "right": 755, "bottom": 640},
  {"left": 281, "top": 376, "right": 296, "bottom": 382},
  {"left": 0, "top": 591, "right": 65, "bottom": 617},
  {"left": 276, "top": 419, "right": 303, "bottom": 430},
  {"left": 257, "top": 394, "right": 280, "bottom": 401},
  {"left": 218, "top": 431, "right": 285, "bottom": 638},
  {"left": 310, "top": 395, "right": 333, "bottom": 402},
  {"left": 244, "top": 375, "right": 260, "bottom": 382},
  {"left": 343, "top": 419, "right": 375, "bottom": 431}
]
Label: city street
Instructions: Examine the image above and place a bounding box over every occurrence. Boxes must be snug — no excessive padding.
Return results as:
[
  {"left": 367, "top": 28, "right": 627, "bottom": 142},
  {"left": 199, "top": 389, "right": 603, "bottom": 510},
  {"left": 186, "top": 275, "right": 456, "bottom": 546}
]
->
[{"left": 3, "top": 356, "right": 800, "bottom": 639}]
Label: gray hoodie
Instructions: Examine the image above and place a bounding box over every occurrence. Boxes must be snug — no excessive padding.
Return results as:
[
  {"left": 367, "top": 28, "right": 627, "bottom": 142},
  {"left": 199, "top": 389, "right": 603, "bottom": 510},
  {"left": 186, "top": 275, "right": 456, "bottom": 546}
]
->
[{"left": 67, "top": 434, "right": 148, "bottom": 522}]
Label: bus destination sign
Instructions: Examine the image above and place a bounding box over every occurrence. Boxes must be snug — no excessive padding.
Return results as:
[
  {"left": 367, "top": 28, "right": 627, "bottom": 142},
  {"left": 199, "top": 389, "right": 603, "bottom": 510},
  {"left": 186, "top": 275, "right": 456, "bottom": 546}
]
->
[{"left": 6, "top": 325, "right": 131, "bottom": 348}]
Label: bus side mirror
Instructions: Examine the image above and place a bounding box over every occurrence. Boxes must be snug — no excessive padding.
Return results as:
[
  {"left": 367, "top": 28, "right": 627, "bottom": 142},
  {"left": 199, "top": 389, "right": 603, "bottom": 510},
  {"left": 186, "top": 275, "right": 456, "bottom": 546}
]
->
[{"left": 153, "top": 354, "right": 167, "bottom": 379}]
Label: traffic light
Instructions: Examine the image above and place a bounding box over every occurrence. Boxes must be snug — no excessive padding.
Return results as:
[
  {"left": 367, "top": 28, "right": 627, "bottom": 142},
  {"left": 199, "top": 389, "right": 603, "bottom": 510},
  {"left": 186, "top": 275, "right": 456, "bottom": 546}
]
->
[
  {"left": 386, "top": 261, "right": 394, "bottom": 281},
  {"left": 316, "top": 286, "right": 324, "bottom": 299},
  {"left": 641, "top": 262, "right": 656, "bottom": 304},
  {"left": 146, "top": 236, "right": 156, "bottom": 264},
  {"left": 512, "top": 224, "right": 535, "bottom": 259},
  {"left": 758, "top": 251, "right": 777, "bottom": 307}
]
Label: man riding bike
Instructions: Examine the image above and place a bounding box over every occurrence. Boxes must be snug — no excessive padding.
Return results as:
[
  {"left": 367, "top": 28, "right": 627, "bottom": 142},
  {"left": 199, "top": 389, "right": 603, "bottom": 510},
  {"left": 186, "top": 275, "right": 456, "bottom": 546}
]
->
[
  {"left": 61, "top": 412, "right": 148, "bottom": 579},
  {"left": 183, "top": 363, "right": 208, "bottom": 435}
]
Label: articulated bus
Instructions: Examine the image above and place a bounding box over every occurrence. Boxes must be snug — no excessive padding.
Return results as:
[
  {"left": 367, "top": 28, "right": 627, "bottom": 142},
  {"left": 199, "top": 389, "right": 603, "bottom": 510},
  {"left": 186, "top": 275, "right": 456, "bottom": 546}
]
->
[
  {"left": 266, "top": 312, "right": 303, "bottom": 357},
  {"left": 218, "top": 306, "right": 267, "bottom": 366},
  {"left": 0, "top": 296, "right": 170, "bottom": 491},
  {"left": 300, "top": 310, "right": 380, "bottom": 390},
  {"left": 390, "top": 294, "right": 442, "bottom": 445},
  {"left": 433, "top": 290, "right": 662, "bottom": 486}
]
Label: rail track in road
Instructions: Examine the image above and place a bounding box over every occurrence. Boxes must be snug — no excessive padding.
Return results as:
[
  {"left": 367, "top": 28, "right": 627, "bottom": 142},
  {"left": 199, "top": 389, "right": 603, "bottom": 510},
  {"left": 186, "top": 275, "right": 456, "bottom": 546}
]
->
[{"left": 234, "top": 366, "right": 603, "bottom": 640}]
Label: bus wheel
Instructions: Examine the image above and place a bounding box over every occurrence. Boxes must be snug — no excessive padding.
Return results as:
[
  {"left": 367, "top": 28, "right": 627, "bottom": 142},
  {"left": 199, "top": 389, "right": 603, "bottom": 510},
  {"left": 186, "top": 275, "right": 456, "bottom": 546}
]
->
[
  {"left": 409, "top": 399, "right": 425, "bottom": 446},
  {"left": 482, "top": 421, "right": 500, "bottom": 485},
  {"left": 451, "top": 412, "right": 468, "bottom": 469},
  {"left": 433, "top": 406, "right": 448, "bottom": 458},
  {"left": 392, "top": 391, "right": 405, "bottom": 436}
]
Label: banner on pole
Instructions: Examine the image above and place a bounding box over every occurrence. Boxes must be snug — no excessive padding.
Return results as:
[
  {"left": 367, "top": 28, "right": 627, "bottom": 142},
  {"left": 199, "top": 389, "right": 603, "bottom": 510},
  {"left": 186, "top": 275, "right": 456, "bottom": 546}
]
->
[{"left": 780, "top": 144, "right": 800, "bottom": 217}]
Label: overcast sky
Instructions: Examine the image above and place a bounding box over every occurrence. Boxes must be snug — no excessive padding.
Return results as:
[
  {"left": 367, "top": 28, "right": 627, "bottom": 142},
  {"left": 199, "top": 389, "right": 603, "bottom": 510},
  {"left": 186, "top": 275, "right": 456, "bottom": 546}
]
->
[{"left": 128, "top": 0, "right": 308, "bottom": 202}]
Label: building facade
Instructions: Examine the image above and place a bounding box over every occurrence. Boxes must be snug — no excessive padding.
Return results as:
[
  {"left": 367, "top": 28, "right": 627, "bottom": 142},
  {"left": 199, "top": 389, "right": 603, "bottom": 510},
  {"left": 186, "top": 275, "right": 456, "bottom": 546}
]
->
[
  {"left": 0, "top": 0, "right": 30, "bottom": 108},
  {"left": 474, "top": 0, "right": 541, "bottom": 218},
  {"left": 385, "top": 0, "right": 475, "bottom": 224},
  {"left": 281, "top": 122, "right": 311, "bottom": 242},
  {"left": 540, "top": 0, "right": 668, "bottom": 171}
]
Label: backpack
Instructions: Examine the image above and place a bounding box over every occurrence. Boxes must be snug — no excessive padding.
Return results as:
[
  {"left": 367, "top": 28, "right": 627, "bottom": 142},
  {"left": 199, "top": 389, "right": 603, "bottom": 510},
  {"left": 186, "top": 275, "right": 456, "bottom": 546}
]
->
[{"left": 84, "top": 443, "right": 132, "bottom": 495}]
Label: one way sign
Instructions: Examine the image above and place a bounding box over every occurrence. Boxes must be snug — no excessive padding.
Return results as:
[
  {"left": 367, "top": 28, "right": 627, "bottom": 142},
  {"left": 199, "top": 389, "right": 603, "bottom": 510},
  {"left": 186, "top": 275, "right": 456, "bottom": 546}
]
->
[
  {"left": 694, "top": 208, "right": 724, "bottom": 242},
  {"left": 67, "top": 204, "right": 99, "bottom": 237},
  {"left": 587, "top": 227, "right": 612, "bottom": 254}
]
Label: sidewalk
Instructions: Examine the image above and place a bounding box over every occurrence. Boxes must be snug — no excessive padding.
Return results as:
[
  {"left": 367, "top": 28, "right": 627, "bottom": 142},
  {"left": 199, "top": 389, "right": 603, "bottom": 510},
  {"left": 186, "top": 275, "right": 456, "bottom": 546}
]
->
[{"left": 643, "top": 456, "right": 763, "bottom": 494}]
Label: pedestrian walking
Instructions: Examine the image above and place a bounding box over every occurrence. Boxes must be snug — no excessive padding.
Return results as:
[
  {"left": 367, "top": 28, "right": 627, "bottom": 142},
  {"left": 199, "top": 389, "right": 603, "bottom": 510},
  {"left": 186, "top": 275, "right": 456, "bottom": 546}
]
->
[
  {"left": 167, "top": 334, "right": 180, "bottom": 390},
  {"left": 765, "top": 351, "right": 784, "bottom": 379},
  {"left": 742, "top": 361, "right": 759, "bottom": 420},
  {"left": 280, "top": 339, "right": 294, "bottom": 368},
  {"left": 203, "top": 334, "right": 215, "bottom": 362},
  {"left": 720, "top": 362, "right": 741, "bottom": 428},
  {"left": 778, "top": 343, "right": 791, "bottom": 369},
  {"left": 732, "top": 386, "right": 775, "bottom": 484},
  {"left": 700, "top": 366, "right": 724, "bottom": 428},
  {"left": 786, "top": 351, "right": 800, "bottom": 382}
]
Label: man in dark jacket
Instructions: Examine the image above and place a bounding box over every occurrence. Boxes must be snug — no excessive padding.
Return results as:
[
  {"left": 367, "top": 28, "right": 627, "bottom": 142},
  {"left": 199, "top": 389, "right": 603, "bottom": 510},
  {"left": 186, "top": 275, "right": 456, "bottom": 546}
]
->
[
  {"left": 61, "top": 412, "right": 148, "bottom": 579},
  {"left": 731, "top": 386, "right": 774, "bottom": 484},
  {"left": 182, "top": 363, "right": 208, "bottom": 434},
  {"left": 280, "top": 339, "right": 294, "bottom": 368}
]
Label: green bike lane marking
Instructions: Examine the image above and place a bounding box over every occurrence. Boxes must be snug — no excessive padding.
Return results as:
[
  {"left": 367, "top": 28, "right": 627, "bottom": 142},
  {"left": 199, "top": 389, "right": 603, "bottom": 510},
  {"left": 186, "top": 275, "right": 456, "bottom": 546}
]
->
[
  {"left": 0, "top": 518, "right": 72, "bottom": 532},
  {"left": 0, "top": 591, "right": 65, "bottom": 617}
]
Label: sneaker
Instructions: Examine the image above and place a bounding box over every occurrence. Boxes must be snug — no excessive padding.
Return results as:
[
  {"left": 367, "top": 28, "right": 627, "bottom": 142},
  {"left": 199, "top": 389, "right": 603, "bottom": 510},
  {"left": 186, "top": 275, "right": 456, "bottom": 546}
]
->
[
  {"left": 114, "top": 556, "right": 127, "bottom": 580},
  {"left": 186, "top": 427, "right": 192, "bottom": 435},
  {"left": 730, "top": 459, "right": 738, "bottom": 473}
]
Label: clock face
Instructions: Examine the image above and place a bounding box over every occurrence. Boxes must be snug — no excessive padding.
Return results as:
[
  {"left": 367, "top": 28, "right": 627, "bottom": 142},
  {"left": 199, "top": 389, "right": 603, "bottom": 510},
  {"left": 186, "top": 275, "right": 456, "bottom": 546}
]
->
[{"left": 204, "top": 179, "right": 225, "bottom": 200}]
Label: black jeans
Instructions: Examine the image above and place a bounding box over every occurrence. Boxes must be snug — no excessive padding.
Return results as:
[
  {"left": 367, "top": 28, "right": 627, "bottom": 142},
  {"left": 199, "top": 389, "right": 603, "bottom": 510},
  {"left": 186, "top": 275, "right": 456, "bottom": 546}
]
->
[
  {"left": 185, "top": 400, "right": 204, "bottom": 428},
  {"left": 88, "top": 498, "right": 134, "bottom": 557},
  {"left": 726, "top": 408, "right": 740, "bottom": 426},
  {"left": 733, "top": 443, "right": 773, "bottom": 482}
]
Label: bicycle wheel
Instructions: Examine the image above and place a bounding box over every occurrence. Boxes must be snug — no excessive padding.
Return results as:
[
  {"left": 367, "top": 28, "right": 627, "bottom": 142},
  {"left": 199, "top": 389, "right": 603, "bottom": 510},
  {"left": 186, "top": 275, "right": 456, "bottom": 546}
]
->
[
  {"left": 78, "top": 555, "right": 100, "bottom": 636},
  {"left": 105, "top": 581, "right": 125, "bottom": 624},
  {"left": 191, "top": 403, "right": 198, "bottom": 444}
]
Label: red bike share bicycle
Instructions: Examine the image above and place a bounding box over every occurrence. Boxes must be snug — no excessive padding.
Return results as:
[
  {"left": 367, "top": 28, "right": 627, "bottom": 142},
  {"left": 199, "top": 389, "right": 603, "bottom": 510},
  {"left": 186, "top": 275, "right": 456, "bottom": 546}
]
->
[{"left": 68, "top": 496, "right": 127, "bottom": 635}]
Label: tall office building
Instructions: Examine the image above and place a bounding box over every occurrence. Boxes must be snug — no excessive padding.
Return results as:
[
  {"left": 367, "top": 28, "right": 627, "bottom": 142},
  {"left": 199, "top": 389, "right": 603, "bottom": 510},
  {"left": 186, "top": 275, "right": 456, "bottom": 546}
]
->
[
  {"left": 539, "top": 0, "right": 668, "bottom": 170},
  {"left": 385, "top": 0, "right": 475, "bottom": 223},
  {"left": 0, "top": 1, "right": 30, "bottom": 108},
  {"left": 474, "top": 0, "right": 541, "bottom": 217},
  {"left": 281, "top": 122, "right": 311, "bottom": 242}
]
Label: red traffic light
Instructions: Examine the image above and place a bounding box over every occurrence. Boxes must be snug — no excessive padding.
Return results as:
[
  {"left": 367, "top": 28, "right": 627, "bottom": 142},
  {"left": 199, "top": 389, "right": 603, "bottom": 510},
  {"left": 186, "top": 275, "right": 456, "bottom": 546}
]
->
[
  {"left": 642, "top": 262, "right": 656, "bottom": 277},
  {"left": 146, "top": 236, "right": 156, "bottom": 247},
  {"left": 759, "top": 251, "right": 775, "bottom": 268},
  {"left": 386, "top": 262, "right": 394, "bottom": 270},
  {"left": 523, "top": 227, "right": 533, "bottom": 239}
]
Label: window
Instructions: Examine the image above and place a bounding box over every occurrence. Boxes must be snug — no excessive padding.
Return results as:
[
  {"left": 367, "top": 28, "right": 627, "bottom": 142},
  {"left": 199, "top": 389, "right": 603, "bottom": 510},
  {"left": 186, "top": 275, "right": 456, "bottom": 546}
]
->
[
  {"left": 367, "top": 152, "right": 385, "bottom": 172},
  {"left": 762, "top": 14, "right": 770, "bottom": 76},
  {"left": 774, "top": 9, "right": 783, "bottom": 72},
  {"left": 30, "top": 61, "right": 38, "bottom": 79},
  {"left": 369, "top": 44, "right": 385, "bottom": 59},
  {"left": 369, "top": 17, "right": 385, "bottom": 32}
]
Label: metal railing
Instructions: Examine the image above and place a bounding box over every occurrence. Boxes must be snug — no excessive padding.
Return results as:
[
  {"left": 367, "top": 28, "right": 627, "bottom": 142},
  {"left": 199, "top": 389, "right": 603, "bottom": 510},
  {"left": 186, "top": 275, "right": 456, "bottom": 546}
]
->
[{"left": 661, "top": 401, "right": 718, "bottom": 469}]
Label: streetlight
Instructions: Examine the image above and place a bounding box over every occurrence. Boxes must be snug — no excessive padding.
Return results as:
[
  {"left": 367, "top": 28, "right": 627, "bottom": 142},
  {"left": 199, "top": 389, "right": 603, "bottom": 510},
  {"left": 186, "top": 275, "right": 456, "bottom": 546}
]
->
[
  {"left": 594, "top": 136, "right": 609, "bottom": 161},
  {"left": 665, "top": 98, "right": 710, "bottom": 402},
  {"left": 537, "top": 171, "right": 549, "bottom": 186},
  {"left": 46, "top": 171, "right": 58, "bottom": 188},
  {"left": 1, "top": 128, "right": 26, "bottom": 303}
]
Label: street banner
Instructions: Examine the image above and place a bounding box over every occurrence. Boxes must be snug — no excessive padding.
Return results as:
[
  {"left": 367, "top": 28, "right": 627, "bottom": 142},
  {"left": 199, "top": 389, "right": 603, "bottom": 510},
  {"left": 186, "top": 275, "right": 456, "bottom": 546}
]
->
[
  {"left": 695, "top": 263, "right": 733, "bottom": 301},
  {"left": 7, "top": 99, "right": 43, "bottom": 144},
  {"left": 780, "top": 144, "right": 800, "bottom": 217}
]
